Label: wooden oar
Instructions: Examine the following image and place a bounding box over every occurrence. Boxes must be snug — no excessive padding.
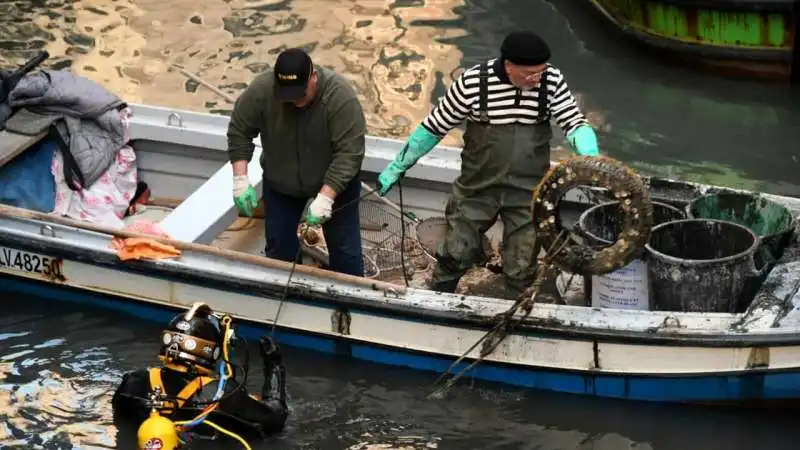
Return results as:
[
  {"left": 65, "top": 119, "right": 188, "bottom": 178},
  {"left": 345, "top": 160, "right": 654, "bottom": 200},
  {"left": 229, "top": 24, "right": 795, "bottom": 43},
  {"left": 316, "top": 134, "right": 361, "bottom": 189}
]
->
[{"left": 0, "top": 203, "right": 406, "bottom": 295}]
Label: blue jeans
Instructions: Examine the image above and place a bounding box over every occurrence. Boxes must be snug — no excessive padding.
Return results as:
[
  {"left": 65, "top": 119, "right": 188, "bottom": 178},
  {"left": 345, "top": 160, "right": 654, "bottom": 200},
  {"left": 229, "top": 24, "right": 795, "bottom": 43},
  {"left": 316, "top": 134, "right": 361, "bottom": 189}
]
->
[{"left": 263, "top": 179, "right": 365, "bottom": 277}]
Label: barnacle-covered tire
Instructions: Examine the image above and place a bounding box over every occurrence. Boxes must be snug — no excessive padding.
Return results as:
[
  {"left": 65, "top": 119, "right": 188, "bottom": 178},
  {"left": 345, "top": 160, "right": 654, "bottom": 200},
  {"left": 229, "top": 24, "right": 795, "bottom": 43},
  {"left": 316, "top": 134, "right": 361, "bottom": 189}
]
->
[{"left": 532, "top": 156, "right": 653, "bottom": 276}]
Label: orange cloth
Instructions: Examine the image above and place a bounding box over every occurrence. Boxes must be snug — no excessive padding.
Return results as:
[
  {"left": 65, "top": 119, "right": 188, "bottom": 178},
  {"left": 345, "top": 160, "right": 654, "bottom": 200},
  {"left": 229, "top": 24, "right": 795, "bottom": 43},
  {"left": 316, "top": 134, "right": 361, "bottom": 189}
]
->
[
  {"left": 112, "top": 237, "right": 181, "bottom": 261},
  {"left": 111, "top": 220, "right": 181, "bottom": 261}
]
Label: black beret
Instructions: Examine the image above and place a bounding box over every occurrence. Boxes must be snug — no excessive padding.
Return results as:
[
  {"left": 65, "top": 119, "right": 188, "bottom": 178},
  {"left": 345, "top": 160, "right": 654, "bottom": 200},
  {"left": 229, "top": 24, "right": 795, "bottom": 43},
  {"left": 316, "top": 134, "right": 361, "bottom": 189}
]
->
[{"left": 501, "top": 31, "right": 551, "bottom": 66}]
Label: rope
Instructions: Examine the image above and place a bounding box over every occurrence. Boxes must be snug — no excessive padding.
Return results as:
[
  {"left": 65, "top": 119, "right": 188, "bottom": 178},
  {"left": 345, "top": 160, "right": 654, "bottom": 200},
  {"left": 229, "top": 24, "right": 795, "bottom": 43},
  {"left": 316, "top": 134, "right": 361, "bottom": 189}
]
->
[
  {"left": 426, "top": 157, "right": 645, "bottom": 397},
  {"left": 174, "top": 418, "right": 252, "bottom": 450},
  {"left": 203, "top": 420, "right": 253, "bottom": 450},
  {"left": 397, "top": 179, "right": 410, "bottom": 287},
  {"left": 269, "top": 187, "right": 379, "bottom": 336},
  {"left": 270, "top": 176, "right": 418, "bottom": 333},
  {"left": 427, "top": 229, "right": 573, "bottom": 399},
  {"left": 226, "top": 218, "right": 256, "bottom": 232},
  {"left": 270, "top": 249, "right": 299, "bottom": 338},
  {"left": 395, "top": 143, "right": 414, "bottom": 288}
]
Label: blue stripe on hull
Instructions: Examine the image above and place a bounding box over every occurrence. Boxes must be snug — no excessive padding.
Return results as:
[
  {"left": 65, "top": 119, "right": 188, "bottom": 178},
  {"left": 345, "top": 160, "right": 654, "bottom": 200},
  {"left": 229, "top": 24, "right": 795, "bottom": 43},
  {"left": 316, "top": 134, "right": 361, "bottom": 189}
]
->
[{"left": 3, "top": 275, "right": 800, "bottom": 405}]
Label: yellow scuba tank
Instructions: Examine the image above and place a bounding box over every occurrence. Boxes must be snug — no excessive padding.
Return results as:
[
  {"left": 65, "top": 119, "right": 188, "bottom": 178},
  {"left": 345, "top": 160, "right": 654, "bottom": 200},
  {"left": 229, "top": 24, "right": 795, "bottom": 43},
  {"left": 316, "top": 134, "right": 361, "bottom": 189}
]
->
[{"left": 137, "top": 410, "right": 180, "bottom": 450}]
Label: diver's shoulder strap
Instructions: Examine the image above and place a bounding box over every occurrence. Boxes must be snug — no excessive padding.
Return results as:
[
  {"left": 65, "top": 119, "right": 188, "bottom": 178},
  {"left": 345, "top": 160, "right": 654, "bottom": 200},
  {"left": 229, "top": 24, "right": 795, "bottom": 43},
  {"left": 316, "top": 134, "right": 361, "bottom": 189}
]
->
[
  {"left": 148, "top": 367, "right": 216, "bottom": 412},
  {"left": 176, "top": 375, "right": 217, "bottom": 407},
  {"left": 148, "top": 367, "right": 165, "bottom": 395}
]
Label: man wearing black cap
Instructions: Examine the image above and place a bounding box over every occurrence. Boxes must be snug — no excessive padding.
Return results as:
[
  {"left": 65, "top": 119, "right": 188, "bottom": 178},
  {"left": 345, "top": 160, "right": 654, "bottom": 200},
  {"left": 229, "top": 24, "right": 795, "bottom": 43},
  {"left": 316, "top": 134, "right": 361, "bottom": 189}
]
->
[
  {"left": 376, "top": 30, "right": 599, "bottom": 301},
  {"left": 226, "top": 48, "right": 367, "bottom": 277}
]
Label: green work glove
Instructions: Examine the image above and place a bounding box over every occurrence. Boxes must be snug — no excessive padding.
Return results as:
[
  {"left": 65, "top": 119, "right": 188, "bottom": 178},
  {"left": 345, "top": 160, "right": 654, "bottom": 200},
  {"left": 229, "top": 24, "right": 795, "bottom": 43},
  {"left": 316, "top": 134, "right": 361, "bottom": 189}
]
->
[
  {"left": 233, "top": 175, "right": 259, "bottom": 217},
  {"left": 567, "top": 124, "right": 599, "bottom": 157},
  {"left": 377, "top": 124, "right": 442, "bottom": 196}
]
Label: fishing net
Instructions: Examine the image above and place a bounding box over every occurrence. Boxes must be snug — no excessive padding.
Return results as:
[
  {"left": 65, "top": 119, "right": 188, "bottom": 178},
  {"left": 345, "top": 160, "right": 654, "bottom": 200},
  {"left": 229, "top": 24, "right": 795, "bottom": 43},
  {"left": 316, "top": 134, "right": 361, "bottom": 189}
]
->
[
  {"left": 297, "top": 185, "right": 502, "bottom": 291},
  {"left": 298, "top": 186, "right": 436, "bottom": 285},
  {"left": 358, "top": 197, "right": 436, "bottom": 281}
]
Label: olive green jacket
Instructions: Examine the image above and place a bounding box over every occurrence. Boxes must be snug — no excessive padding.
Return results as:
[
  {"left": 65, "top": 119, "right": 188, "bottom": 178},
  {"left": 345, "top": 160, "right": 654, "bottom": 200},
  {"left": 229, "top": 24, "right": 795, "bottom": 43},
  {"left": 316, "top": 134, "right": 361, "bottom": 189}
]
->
[{"left": 227, "top": 66, "right": 366, "bottom": 197}]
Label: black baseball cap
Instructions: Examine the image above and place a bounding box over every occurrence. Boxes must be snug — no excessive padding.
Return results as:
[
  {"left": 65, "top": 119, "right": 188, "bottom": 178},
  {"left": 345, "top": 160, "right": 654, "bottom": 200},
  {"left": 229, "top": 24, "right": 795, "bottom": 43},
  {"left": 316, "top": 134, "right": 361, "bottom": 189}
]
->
[{"left": 274, "top": 48, "right": 313, "bottom": 101}]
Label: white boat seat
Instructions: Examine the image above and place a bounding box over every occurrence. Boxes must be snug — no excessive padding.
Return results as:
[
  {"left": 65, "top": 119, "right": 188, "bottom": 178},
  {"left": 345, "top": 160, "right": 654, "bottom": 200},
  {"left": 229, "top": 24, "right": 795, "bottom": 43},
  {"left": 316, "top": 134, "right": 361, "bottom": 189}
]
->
[
  {"left": 0, "top": 129, "right": 48, "bottom": 168},
  {"left": 159, "top": 147, "right": 263, "bottom": 244}
]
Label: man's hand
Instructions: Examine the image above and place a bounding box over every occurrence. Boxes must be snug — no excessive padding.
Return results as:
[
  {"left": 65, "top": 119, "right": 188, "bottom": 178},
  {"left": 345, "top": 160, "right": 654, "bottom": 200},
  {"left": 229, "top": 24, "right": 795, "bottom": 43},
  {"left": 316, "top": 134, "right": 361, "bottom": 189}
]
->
[
  {"left": 376, "top": 125, "right": 442, "bottom": 196},
  {"left": 305, "top": 192, "right": 334, "bottom": 225},
  {"left": 377, "top": 162, "right": 404, "bottom": 196},
  {"left": 567, "top": 124, "right": 599, "bottom": 157},
  {"left": 233, "top": 175, "right": 259, "bottom": 217}
]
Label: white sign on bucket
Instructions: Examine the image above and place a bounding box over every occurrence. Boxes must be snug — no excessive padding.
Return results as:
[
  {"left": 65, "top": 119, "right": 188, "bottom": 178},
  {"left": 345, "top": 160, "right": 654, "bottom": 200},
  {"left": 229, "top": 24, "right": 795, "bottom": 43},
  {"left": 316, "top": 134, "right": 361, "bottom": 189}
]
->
[{"left": 591, "top": 258, "right": 650, "bottom": 310}]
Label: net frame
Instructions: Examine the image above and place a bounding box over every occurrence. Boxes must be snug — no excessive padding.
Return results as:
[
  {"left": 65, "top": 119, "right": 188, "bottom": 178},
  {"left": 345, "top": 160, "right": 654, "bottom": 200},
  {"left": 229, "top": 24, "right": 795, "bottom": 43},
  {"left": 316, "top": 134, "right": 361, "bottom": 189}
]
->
[{"left": 357, "top": 194, "right": 436, "bottom": 283}]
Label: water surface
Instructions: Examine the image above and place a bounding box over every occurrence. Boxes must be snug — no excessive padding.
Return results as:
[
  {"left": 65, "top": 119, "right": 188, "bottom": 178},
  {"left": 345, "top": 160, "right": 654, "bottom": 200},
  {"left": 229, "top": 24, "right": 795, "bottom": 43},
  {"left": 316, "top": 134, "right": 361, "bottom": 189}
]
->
[
  {"left": 1, "top": 0, "right": 799, "bottom": 194},
  {"left": 1, "top": 296, "right": 798, "bottom": 449},
  {"left": 2, "top": 4, "right": 800, "bottom": 444}
]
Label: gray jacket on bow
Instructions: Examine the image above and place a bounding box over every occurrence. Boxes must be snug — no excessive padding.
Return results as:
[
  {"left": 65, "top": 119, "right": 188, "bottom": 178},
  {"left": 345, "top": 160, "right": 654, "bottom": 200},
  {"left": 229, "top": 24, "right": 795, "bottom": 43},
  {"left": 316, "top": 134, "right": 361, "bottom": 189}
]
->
[{"left": 6, "top": 70, "right": 126, "bottom": 188}]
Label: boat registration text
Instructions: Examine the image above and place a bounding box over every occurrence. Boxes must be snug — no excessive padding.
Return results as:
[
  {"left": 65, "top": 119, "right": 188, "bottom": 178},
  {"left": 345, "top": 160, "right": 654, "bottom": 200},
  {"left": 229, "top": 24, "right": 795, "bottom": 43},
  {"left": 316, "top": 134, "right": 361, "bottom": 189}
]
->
[{"left": 0, "top": 246, "right": 63, "bottom": 278}]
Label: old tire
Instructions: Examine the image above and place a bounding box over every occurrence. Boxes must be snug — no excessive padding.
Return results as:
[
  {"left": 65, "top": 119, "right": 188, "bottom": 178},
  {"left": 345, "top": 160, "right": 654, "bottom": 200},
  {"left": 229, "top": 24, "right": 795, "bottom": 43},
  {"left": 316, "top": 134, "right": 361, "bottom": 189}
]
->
[{"left": 531, "top": 156, "right": 653, "bottom": 276}]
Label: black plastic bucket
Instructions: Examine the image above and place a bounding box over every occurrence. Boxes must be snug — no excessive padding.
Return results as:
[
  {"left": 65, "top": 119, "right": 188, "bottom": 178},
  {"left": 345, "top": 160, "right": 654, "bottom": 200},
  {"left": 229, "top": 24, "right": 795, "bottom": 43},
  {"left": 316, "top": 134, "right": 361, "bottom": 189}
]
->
[
  {"left": 578, "top": 201, "right": 685, "bottom": 309},
  {"left": 645, "top": 219, "right": 765, "bottom": 313},
  {"left": 580, "top": 201, "right": 685, "bottom": 248},
  {"left": 687, "top": 192, "right": 795, "bottom": 262}
]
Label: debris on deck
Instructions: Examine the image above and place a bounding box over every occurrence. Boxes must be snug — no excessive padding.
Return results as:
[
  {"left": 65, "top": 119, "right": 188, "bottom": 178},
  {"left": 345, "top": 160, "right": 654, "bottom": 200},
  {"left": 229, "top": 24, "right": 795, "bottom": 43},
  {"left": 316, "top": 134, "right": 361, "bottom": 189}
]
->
[{"left": 135, "top": 200, "right": 588, "bottom": 303}]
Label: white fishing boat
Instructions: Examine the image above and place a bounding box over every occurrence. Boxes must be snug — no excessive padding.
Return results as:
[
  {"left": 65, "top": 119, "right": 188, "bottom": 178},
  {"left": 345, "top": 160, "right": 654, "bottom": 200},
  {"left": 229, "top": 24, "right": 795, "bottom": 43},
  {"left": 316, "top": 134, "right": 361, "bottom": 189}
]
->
[{"left": 2, "top": 101, "right": 800, "bottom": 407}]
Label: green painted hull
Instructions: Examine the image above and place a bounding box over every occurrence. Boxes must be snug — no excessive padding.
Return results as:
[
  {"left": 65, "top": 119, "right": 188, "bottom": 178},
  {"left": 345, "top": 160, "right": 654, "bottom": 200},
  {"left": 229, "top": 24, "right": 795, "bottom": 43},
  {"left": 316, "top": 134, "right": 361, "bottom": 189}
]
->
[{"left": 588, "top": 0, "right": 798, "bottom": 81}]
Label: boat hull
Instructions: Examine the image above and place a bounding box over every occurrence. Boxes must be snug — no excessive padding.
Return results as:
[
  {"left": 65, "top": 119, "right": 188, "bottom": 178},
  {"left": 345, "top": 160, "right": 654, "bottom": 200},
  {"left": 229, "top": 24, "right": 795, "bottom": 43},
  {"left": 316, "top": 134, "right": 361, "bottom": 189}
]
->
[
  {"left": 586, "top": 0, "right": 798, "bottom": 82},
  {"left": 2, "top": 245, "right": 800, "bottom": 407},
  {"left": 3, "top": 103, "right": 800, "bottom": 407}
]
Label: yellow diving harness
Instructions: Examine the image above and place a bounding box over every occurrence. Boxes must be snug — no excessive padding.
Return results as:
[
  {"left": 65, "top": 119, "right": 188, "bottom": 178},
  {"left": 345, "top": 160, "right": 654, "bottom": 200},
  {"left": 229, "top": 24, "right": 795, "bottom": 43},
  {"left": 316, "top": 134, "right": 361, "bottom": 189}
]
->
[{"left": 136, "top": 309, "right": 252, "bottom": 450}]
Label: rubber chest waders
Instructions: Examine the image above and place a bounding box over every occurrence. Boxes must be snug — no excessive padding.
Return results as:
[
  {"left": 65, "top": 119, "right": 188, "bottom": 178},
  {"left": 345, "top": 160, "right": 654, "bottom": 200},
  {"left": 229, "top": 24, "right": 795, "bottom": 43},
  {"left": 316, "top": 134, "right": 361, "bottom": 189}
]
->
[{"left": 430, "top": 63, "right": 555, "bottom": 299}]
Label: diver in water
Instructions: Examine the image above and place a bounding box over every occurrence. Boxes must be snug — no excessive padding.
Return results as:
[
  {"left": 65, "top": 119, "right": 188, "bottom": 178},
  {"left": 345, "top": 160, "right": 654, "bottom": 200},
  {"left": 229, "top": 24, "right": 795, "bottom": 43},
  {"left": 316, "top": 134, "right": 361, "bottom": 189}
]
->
[{"left": 112, "top": 302, "right": 288, "bottom": 449}]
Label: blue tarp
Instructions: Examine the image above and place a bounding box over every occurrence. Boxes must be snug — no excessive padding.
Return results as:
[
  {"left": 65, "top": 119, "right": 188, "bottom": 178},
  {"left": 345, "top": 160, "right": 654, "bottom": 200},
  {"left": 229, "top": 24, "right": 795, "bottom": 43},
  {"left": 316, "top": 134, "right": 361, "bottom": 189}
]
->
[{"left": 0, "top": 137, "right": 57, "bottom": 213}]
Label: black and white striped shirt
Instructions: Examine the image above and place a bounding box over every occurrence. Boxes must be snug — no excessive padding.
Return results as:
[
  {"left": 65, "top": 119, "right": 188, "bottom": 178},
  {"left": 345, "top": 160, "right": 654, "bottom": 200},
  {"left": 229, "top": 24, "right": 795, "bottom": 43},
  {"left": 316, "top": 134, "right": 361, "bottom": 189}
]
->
[{"left": 422, "top": 58, "right": 587, "bottom": 137}]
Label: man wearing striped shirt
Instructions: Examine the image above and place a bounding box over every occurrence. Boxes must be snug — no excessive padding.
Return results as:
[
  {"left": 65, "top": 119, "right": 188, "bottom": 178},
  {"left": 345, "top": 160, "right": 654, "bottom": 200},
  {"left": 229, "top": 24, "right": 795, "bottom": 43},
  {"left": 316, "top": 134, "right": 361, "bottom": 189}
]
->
[{"left": 376, "top": 31, "right": 599, "bottom": 301}]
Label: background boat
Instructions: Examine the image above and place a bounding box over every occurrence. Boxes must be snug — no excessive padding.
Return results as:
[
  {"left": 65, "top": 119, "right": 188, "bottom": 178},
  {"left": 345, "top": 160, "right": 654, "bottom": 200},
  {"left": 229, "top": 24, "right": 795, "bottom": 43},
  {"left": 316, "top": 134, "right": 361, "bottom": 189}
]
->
[{"left": 584, "top": 0, "right": 799, "bottom": 82}]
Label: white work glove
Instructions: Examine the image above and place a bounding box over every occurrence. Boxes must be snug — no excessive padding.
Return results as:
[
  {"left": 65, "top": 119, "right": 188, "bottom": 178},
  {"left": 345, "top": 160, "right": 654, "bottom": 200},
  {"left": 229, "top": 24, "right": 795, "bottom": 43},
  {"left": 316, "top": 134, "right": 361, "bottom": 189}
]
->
[
  {"left": 305, "top": 193, "right": 334, "bottom": 225},
  {"left": 233, "top": 175, "right": 250, "bottom": 197}
]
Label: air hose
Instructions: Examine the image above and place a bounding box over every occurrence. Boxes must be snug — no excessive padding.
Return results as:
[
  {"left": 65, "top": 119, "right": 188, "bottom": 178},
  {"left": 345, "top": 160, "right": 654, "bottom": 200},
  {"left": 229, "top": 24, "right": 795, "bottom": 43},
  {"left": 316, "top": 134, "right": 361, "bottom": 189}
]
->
[
  {"left": 531, "top": 155, "right": 654, "bottom": 276},
  {"left": 173, "top": 316, "right": 251, "bottom": 449}
]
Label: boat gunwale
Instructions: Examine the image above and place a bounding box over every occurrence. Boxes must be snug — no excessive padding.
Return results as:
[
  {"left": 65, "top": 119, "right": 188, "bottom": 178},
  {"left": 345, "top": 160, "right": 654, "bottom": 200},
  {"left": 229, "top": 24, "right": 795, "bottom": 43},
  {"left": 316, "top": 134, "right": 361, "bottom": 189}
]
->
[
  {"left": 9, "top": 272, "right": 800, "bottom": 384},
  {"left": 9, "top": 271, "right": 800, "bottom": 381},
  {"left": 129, "top": 103, "right": 800, "bottom": 214},
  {"left": 0, "top": 203, "right": 407, "bottom": 295},
  {"left": 3, "top": 212, "right": 800, "bottom": 347}
]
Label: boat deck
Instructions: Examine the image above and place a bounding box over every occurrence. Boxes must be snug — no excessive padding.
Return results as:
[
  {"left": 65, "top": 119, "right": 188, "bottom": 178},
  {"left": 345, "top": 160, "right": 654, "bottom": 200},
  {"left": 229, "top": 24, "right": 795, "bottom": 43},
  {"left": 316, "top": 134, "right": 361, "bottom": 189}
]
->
[{"left": 130, "top": 198, "right": 589, "bottom": 305}]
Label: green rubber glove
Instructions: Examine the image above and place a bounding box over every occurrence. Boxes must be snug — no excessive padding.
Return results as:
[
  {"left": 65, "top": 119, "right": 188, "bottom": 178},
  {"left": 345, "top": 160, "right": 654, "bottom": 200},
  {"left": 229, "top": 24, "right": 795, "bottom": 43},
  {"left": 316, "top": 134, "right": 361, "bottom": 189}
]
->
[
  {"left": 567, "top": 124, "right": 599, "bottom": 156},
  {"left": 233, "top": 175, "right": 259, "bottom": 217},
  {"left": 377, "top": 124, "right": 442, "bottom": 196}
]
